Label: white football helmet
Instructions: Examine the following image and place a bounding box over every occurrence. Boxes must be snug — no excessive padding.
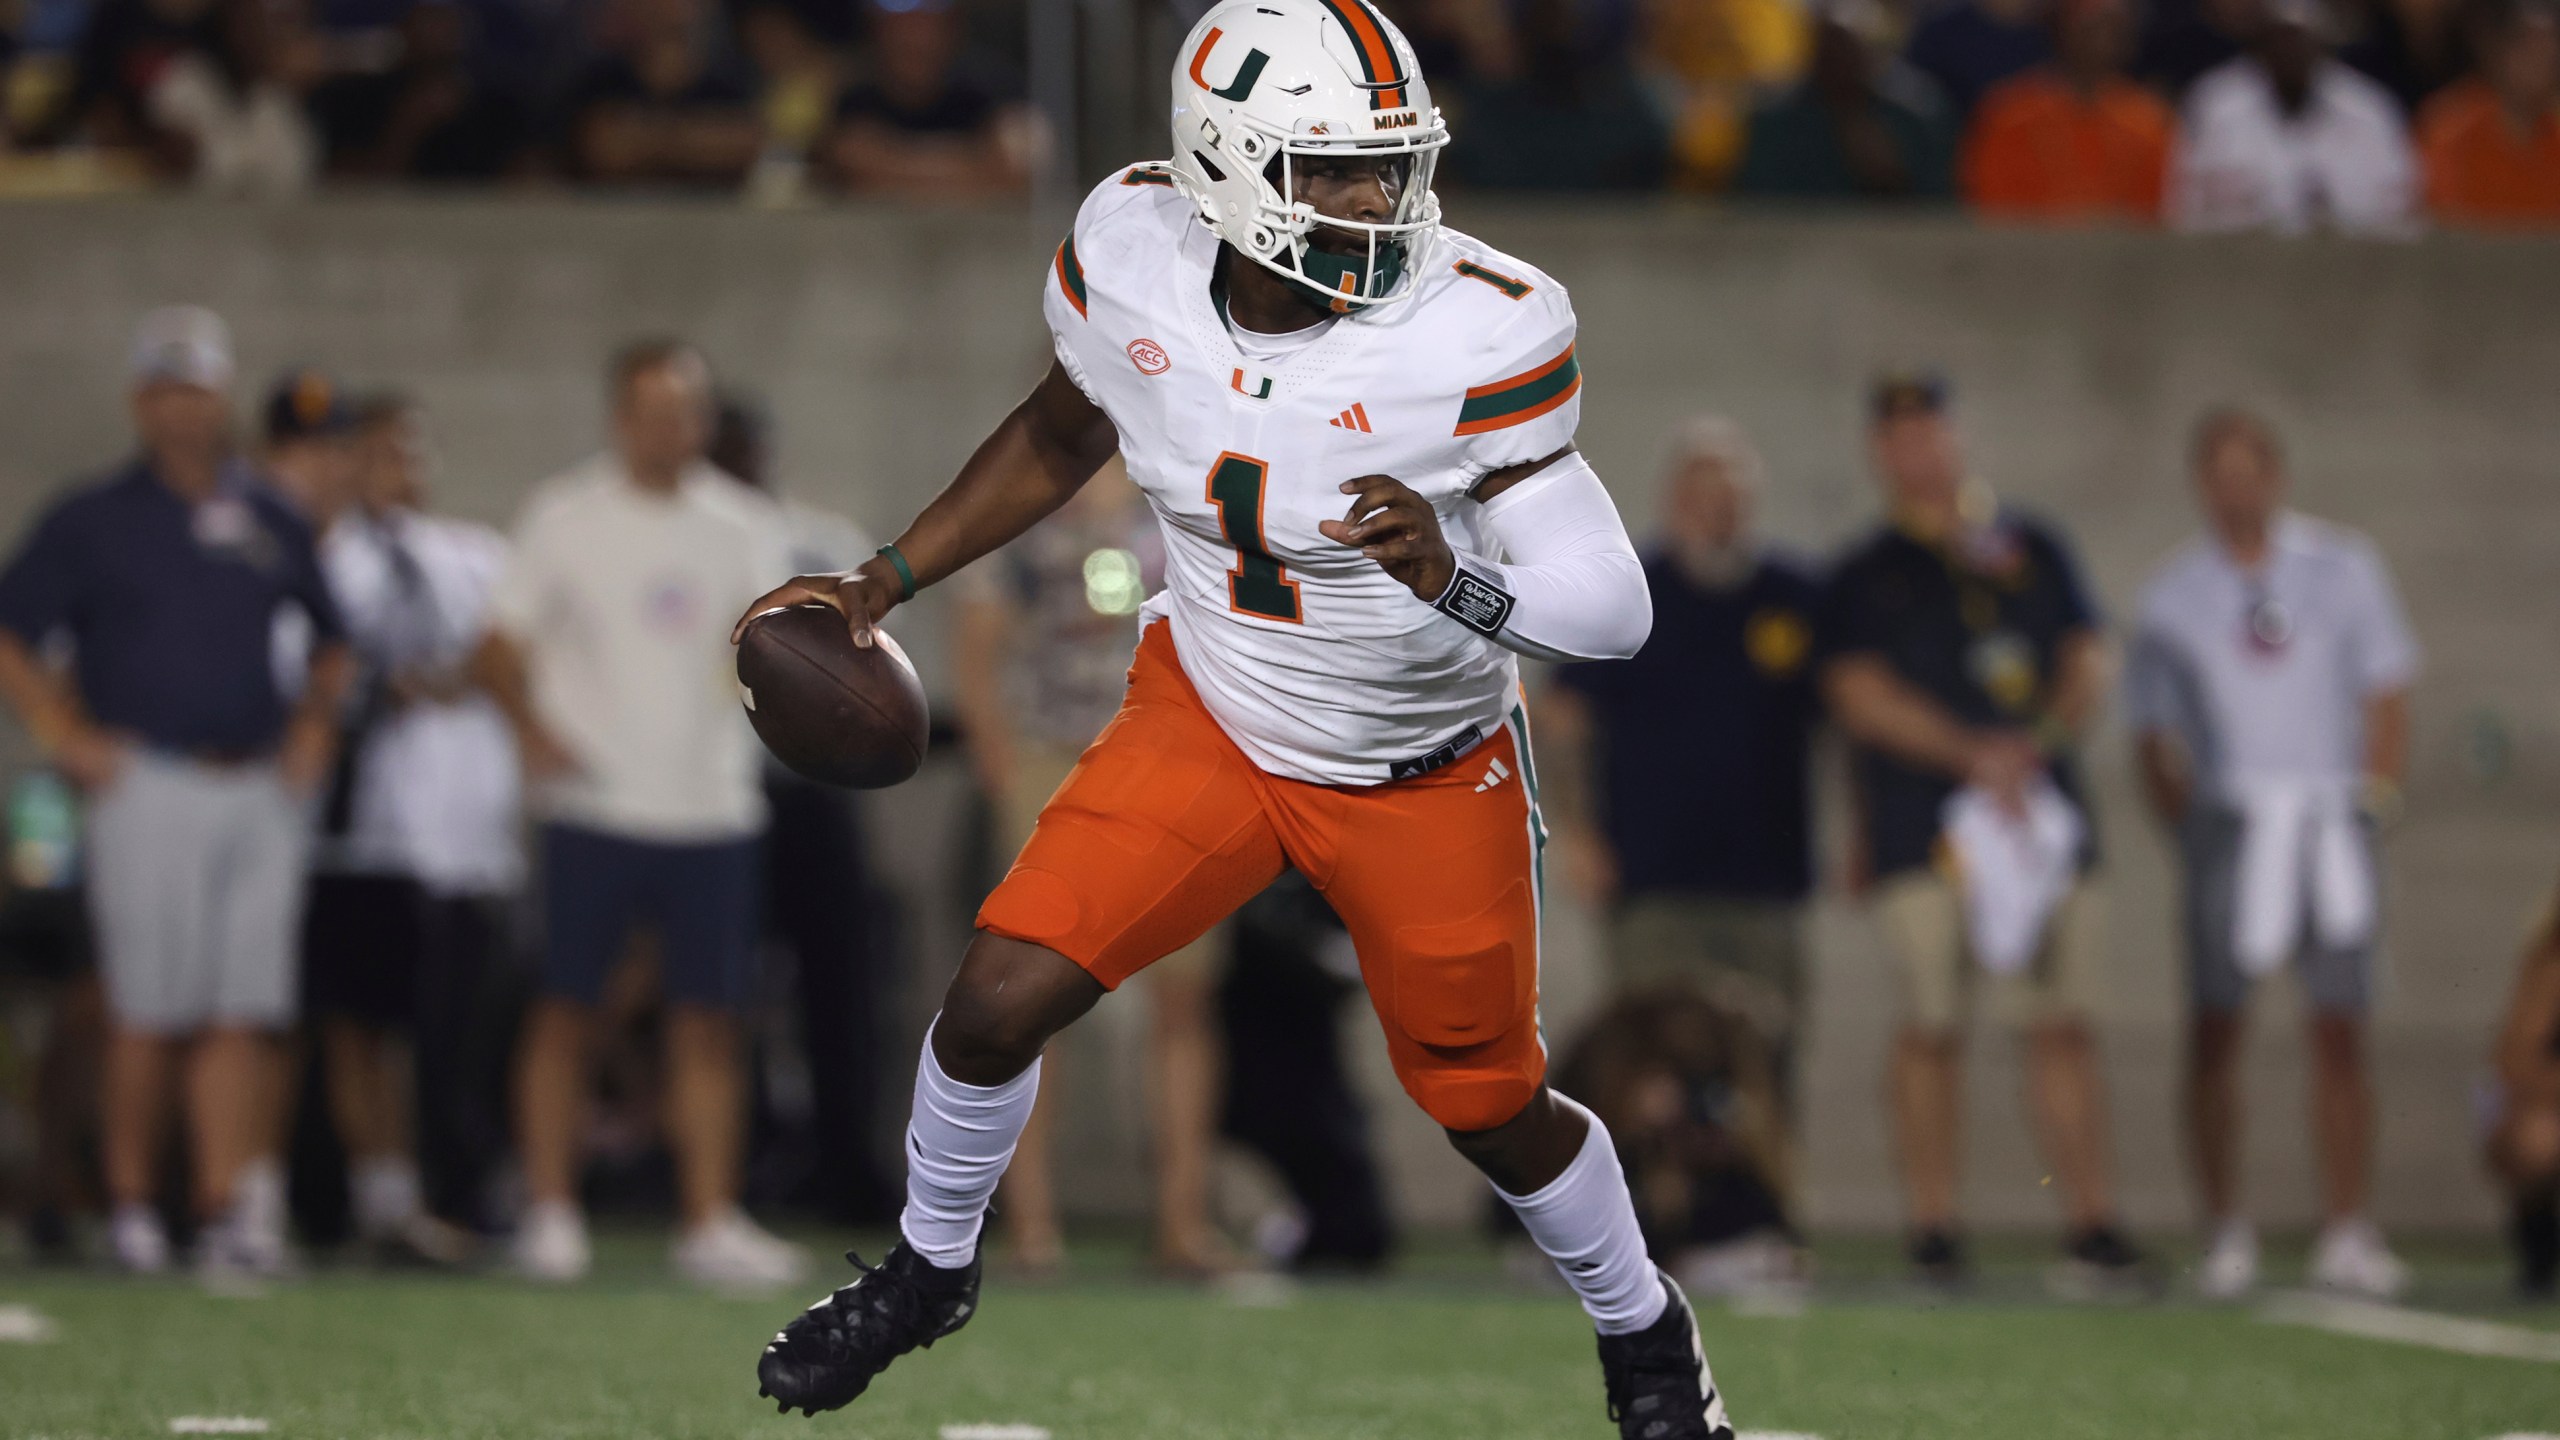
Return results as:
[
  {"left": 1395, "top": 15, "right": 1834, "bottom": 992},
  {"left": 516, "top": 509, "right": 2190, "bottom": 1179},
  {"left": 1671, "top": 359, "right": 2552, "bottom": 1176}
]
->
[{"left": 1166, "top": 0, "right": 1448, "bottom": 309}]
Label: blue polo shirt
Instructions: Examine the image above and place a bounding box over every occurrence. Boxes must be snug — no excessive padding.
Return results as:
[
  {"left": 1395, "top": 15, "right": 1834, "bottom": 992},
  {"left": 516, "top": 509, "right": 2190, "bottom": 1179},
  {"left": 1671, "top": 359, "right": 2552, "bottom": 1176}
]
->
[
  {"left": 1553, "top": 550, "right": 1823, "bottom": 903},
  {"left": 0, "top": 458, "right": 343, "bottom": 755}
]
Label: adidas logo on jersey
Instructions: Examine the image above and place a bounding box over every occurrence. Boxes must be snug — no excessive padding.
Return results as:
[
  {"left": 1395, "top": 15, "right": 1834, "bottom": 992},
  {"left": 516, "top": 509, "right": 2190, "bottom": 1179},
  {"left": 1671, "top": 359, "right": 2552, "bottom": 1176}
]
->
[
  {"left": 1328, "top": 403, "right": 1374, "bottom": 433},
  {"left": 1474, "top": 756, "right": 1512, "bottom": 793}
]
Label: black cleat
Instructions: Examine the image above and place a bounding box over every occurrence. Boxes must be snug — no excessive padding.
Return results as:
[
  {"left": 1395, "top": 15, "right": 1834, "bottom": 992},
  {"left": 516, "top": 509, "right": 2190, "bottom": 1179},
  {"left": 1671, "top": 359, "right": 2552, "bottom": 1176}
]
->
[
  {"left": 1597, "top": 1272, "right": 1735, "bottom": 1440},
  {"left": 756, "top": 1241, "right": 981, "bottom": 1416}
]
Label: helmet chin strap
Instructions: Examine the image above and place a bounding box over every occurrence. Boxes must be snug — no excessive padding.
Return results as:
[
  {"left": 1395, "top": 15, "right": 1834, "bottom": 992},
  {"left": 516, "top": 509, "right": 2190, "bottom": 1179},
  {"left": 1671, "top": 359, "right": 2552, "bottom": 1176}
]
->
[{"left": 1290, "top": 234, "right": 1405, "bottom": 311}]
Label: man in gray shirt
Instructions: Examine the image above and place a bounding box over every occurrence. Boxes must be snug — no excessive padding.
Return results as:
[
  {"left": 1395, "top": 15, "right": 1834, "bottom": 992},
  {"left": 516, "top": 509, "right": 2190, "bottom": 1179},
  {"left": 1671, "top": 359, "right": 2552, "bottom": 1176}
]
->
[{"left": 2128, "top": 407, "right": 2419, "bottom": 1299}]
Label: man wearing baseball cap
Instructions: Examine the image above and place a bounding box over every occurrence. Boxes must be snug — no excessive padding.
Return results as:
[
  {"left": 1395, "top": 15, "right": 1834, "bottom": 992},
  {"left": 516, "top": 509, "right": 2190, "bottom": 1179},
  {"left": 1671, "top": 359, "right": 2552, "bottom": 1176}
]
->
[
  {"left": 1818, "top": 371, "right": 2148, "bottom": 1293},
  {"left": 0, "top": 306, "right": 351, "bottom": 1282}
]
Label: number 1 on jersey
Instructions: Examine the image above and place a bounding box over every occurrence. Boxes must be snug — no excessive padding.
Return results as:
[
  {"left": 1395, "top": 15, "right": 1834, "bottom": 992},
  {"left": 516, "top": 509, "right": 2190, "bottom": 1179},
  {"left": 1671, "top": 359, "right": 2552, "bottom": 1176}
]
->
[{"left": 1205, "top": 452, "right": 1301, "bottom": 623}]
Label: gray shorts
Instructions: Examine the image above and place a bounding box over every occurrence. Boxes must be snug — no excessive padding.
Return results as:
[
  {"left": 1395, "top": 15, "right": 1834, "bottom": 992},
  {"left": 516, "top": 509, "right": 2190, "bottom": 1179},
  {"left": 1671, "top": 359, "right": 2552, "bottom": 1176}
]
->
[
  {"left": 84, "top": 754, "right": 312, "bottom": 1032},
  {"left": 2182, "top": 807, "right": 2375, "bottom": 1015}
]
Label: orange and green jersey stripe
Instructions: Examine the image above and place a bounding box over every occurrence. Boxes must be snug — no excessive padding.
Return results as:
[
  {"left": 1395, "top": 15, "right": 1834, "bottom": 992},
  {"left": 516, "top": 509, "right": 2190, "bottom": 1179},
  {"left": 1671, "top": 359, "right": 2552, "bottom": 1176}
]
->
[
  {"left": 1054, "top": 235, "right": 1087, "bottom": 319},
  {"left": 1454, "top": 344, "right": 1580, "bottom": 435},
  {"left": 1316, "top": 0, "right": 1407, "bottom": 111},
  {"left": 1120, "top": 165, "right": 1175, "bottom": 187}
]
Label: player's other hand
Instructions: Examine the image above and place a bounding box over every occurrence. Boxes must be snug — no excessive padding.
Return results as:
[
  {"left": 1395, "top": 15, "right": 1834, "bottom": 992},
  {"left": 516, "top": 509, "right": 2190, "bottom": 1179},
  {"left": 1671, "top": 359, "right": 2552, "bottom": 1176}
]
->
[
  {"left": 1320, "top": 475, "right": 1455, "bottom": 604},
  {"left": 733, "top": 558, "right": 904, "bottom": 650}
]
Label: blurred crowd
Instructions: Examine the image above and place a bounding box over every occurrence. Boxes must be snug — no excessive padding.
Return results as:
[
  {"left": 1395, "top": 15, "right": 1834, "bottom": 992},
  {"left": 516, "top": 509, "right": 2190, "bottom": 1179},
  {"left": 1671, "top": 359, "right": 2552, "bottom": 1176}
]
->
[
  {"left": 1, "top": 302, "right": 2557, "bottom": 1306},
  {"left": 0, "top": 0, "right": 1040, "bottom": 198},
  {"left": 1, "top": 0, "right": 2555, "bottom": 226}
]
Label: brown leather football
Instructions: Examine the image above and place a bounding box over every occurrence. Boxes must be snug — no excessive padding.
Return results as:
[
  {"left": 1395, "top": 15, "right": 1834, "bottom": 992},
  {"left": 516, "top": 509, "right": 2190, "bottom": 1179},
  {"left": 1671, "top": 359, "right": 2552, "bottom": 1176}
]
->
[{"left": 736, "top": 603, "right": 929, "bottom": 789}]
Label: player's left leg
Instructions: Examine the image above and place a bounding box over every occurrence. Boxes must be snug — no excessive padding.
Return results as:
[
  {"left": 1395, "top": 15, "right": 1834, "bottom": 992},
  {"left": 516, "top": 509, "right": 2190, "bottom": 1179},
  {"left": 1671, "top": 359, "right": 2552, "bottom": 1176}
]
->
[{"left": 1287, "top": 716, "right": 1734, "bottom": 1440}]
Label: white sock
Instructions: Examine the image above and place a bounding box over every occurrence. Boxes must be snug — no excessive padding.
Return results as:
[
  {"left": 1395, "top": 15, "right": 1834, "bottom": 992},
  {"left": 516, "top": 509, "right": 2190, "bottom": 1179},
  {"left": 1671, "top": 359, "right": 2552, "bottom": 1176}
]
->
[
  {"left": 897, "top": 1020, "right": 1042, "bottom": 1270},
  {"left": 353, "top": 1157, "right": 422, "bottom": 1237},
  {"left": 1494, "top": 1096, "right": 1667, "bottom": 1336}
]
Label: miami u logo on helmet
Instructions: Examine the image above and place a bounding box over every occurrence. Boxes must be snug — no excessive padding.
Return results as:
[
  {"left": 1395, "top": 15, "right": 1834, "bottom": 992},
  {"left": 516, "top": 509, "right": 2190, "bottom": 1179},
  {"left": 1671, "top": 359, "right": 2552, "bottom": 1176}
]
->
[{"left": 1187, "top": 28, "right": 1270, "bottom": 102}]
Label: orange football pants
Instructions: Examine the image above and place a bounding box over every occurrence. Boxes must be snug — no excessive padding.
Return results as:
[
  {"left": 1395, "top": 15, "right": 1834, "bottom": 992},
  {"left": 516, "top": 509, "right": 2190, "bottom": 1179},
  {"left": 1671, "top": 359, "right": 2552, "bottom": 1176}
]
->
[{"left": 978, "top": 620, "right": 1548, "bottom": 1132}]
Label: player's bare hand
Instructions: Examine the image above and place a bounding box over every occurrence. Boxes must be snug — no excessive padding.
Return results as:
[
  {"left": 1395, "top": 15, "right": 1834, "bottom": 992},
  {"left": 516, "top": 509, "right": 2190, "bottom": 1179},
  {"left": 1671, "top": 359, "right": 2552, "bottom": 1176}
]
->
[
  {"left": 1318, "top": 475, "right": 1455, "bottom": 604},
  {"left": 733, "top": 558, "right": 903, "bottom": 650}
]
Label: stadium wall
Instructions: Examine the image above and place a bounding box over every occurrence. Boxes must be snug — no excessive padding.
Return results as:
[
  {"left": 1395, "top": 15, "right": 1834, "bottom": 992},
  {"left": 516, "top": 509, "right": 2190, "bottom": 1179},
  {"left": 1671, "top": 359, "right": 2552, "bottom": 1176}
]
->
[{"left": 2, "top": 197, "right": 2556, "bottom": 1232}]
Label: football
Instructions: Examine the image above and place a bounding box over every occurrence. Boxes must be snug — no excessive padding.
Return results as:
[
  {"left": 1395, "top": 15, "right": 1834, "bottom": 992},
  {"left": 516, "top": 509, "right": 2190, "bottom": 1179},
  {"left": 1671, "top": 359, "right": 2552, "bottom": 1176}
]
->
[{"left": 736, "top": 602, "right": 930, "bottom": 789}]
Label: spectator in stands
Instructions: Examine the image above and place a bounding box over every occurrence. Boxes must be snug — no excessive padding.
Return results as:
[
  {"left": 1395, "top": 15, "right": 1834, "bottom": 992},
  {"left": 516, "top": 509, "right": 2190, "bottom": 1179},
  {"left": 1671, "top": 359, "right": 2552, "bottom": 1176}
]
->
[
  {"left": 308, "top": 0, "right": 534, "bottom": 181},
  {"left": 1908, "top": 0, "right": 2054, "bottom": 120},
  {"left": 953, "top": 457, "right": 1232, "bottom": 1277},
  {"left": 2137, "top": 0, "right": 2265, "bottom": 94},
  {"left": 309, "top": 393, "right": 518, "bottom": 1257},
  {"left": 47, "top": 0, "right": 320, "bottom": 192},
  {"left": 2169, "top": 0, "right": 2420, "bottom": 232},
  {"left": 2418, "top": 0, "right": 2560, "bottom": 224},
  {"left": 1636, "top": 0, "right": 1812, "bottom": 189},
  {"left": 1735, "top": 0, "right": 1959, "bottom": 199},
  {"left": 2128, "top": 407, "right": 2419, "bottom": 1300},
  {"left": 43, "top": 0, "right": 222, "bottom": 160},
  {"left": 472, "top": 340, "right": 805, "bottom": 1289},
  {"left": 562, "top": 0, "right": 762, "bottom": 188},
  {"left": 738, "top": 1, "right": 846, "bottom": 202},
  {"left": 1818, "top": 373, "right": 2147, "bottom": 1293},
  {"left": 2487, "top": 877, "right": 2560, "bottom": 1299},
  {"left": 2342, "top": 0, "right": 2476, "bottom": 112},
  {"left": 823, "top": 0, "right": 1034, "bottom": 197},
  {"left": 1964, "top": 0, "right": 2177, "bottom": 221},
  {"left": 1440, "top": 0, "right": 1670, "bottom": 189},
  {"left": 1543, "top": 419, "right": 1823, "bottom": 1120},
  {"left": 0, "top": 306, "right": 349, "bottom": 1280}
]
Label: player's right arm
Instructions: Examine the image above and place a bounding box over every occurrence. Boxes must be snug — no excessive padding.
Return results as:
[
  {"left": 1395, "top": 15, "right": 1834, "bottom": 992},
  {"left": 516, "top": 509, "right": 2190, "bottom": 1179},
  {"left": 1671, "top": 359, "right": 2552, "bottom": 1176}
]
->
[{"left": 733, "top": 360, "right": 1117, "bottom": 648}]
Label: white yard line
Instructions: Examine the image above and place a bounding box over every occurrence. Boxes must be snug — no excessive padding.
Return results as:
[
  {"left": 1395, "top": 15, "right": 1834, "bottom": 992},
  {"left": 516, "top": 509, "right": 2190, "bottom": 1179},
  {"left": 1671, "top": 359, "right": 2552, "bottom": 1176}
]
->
[
  {"left": 1738, "top": 1431, "right": 1827, "bottom": 1440},
  {"left": 167, "top": 1420, "right": 270, "bottom": 1435},
  {"left": 2258, "top": 1291, "right": 2560, "bottom": 1364},
  {"left": 938, "top": 1426, "right": 1052, "bottom": 1440},
  {"left": 0, "top": 1303, "right": 57, "bottom": 1342}
]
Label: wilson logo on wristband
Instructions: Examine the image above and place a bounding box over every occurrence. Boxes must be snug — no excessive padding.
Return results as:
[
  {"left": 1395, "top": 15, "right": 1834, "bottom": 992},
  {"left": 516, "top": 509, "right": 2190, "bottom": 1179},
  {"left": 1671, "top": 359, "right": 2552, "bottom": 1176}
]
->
[{"left": 1434, "top": 569, "right": 1514, "bottom": 636}]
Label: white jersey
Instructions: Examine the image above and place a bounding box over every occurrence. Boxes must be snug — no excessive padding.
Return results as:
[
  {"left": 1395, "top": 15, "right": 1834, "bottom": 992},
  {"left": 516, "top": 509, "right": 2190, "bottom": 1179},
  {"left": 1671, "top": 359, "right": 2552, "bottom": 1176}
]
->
[{"left": 1044, "top": 165, "right": 1583, "bottom": 786}]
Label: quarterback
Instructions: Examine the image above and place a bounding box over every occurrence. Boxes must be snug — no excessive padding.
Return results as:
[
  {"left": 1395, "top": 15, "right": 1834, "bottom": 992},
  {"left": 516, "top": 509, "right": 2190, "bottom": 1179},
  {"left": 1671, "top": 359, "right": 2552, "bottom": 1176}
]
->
[{"left": 741, "top": 1, "right": 1732, "bottom": 1434}]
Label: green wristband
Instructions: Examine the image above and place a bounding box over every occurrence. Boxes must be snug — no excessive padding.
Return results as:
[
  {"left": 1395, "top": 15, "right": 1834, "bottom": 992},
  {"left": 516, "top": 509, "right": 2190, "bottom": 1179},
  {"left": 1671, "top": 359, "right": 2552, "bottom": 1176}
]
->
[{"left": 875, "top": 543, "right": 918, "bottom": 602}]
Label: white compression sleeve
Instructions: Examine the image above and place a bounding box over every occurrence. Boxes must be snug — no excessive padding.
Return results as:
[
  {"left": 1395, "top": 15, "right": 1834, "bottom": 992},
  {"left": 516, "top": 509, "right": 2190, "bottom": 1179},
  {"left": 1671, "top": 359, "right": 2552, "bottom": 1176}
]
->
[{"left": 1431, "top": 452, "right": 1651, "bottom": 663}]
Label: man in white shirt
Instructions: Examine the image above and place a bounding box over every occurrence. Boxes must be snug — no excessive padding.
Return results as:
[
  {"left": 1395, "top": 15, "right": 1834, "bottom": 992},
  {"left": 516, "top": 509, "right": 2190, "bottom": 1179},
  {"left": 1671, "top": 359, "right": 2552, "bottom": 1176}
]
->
[
  {"left": 2128, "top": 407, "right": 2420, "bottom": 1299},
  {"left": 473, "top": 341, "right": 806, "bottom": 1290},
  {"left": 2169, "top": 0, "right": 2419, "bottom": 235}
]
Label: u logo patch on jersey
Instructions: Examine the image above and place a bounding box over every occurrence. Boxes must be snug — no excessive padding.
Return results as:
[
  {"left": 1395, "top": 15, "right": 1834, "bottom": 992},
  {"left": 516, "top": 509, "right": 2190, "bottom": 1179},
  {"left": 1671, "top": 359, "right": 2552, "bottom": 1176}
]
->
[{"left": 1229, "top": 367, "right": 1274, "bottom": 401}]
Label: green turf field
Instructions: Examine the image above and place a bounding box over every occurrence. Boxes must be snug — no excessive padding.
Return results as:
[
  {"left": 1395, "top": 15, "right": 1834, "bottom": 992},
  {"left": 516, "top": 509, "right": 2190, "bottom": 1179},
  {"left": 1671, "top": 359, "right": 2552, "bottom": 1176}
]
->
[{"left": 4, "top": 1232, "right": 2558, "bottom": 1440}]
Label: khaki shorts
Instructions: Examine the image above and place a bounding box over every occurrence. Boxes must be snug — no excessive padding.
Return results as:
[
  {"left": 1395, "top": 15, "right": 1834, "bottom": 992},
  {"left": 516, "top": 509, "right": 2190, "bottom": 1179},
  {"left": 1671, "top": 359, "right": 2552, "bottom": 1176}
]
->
[
  {"left": 999, "top": 738, "right": 1223, "bottom": 984},
  {"left": 1873, "top": 870, "right": 2103, "bottom": 1033},
  {"left": 1607, "top": 895, "right": 1805, "bottom": 1051}
]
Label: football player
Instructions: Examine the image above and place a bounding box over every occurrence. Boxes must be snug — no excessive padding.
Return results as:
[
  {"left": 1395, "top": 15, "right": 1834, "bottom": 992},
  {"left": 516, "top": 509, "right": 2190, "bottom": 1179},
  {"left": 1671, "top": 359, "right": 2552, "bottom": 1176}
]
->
[{"left": 740, "top": 2, "right": 1730, "bottom": 1434}]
